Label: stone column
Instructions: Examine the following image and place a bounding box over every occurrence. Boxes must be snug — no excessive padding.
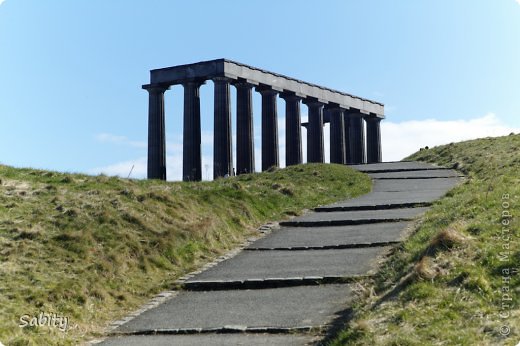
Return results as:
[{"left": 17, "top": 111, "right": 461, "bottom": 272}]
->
[
  {"left": 366, "top": 116, "right": 382, "bottom": 163},
  {"left": 144, "top": 85, "right": 169, "bottom": 180},
  {"left": 182, "top": 80, "right": 204, "bottom": 181},
  {"left": 343, "top": 113, "right": 352, "bottom": 164},
  {"left": 329, "top": 107, "right": 346, "bottom": 164},
  {"left": 348, "top": 112, "right": 366, "bottom": 164},
  {"left": 257, "top": 87, "right": 279, "bottom": 171},
  {"left": 281, "top": 93, "right": 302, "bottom": 166},
  {"left": 304, "top": 99, "right": 325, "bottom": 163},
  {"left": 213, "top": 77, "right": 233, "bottom": 179},
  {"left": 235, "top": 81, "right": 255, "bottom": 174}
]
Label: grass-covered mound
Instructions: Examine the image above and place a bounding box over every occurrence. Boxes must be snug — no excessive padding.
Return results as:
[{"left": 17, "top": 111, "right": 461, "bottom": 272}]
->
[
  {"left": 332, "top": 134, "right": 519, "bottom": 346},
  {"left": 0, "top": 163, "right": 370, "bottom": 345}
]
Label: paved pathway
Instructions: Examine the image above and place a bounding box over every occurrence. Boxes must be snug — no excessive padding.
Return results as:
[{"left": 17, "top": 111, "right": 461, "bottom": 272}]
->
[{"left": 97, "top": 162, "right": 462, "bottom": 346}]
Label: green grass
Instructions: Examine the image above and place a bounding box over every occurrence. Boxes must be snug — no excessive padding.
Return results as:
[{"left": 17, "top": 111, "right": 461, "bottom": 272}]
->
[
  {"left": 331, "top": 134, "right": 520, "bottom": 346},
  {"left": 0, "top": 163, "right": 371, "bottom": 345}
]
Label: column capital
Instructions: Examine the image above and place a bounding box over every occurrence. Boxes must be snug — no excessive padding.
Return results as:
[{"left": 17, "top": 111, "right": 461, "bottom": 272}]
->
[
  {"left": 142, "top": 84, "right": 169, "bottom": 93},
  {"left": 234, "top": 80, "right": 255, "bottom": 89},
  {"left": 255, "top": 85, "right": 281, "bottom": 95},
  {"left": 345, "top": 109, "right": 364, "bottom": 118},
  {"left": 364, "top": 115, "right": 382, "bottom": 122},
  {"left": 325, "top": 104, "right": 347, "bottom": 113},
  {"left": 181, "top": 79, "right": 206, "bottom": 88},
  {"left": 279, "top": 91, "right": 303, "bottom": 101},
  {"left": 302, "top": 97, "right": 326, "bottom": 107},
  {"left": 212, "top": 76, "right": 233, "bottom": 84}
]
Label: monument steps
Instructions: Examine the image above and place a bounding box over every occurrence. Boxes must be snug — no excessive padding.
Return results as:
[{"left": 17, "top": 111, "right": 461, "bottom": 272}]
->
[{"left": 98, "top": 162, "right": 462, "bottom": 345}]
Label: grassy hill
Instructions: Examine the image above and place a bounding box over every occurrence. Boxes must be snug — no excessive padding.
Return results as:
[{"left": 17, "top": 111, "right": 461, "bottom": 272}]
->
[
  {"left": 0, "top": 163, "right": 370, "bottom": 345},
  {"left": 331, "top": 134, "right": 520, "bottom": 346}
]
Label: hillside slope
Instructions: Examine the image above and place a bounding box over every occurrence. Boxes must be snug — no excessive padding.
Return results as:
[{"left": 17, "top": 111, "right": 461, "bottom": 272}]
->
[
  {"left": 0, "top": 163, "right": 371, "bottom": 345},
  {"left": 332, "top": 134, "right": 519, "bottom": 345}
]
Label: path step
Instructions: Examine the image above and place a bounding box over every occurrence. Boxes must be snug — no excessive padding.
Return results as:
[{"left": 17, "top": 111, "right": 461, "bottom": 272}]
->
[
  {"left": 183, "top": 247, "right": 390, "bottom": 285},
  {"left": 372, "top": 177, "right": 462, "bottom": 192},
  {"left": 280, "top": 207, "right": 429, "bottom": 227},
  {"left": 348, "top": 161, "right": 450, "bottom": 172},
  {"left": 369, "top": 170, "right": 463, "bottom": 179},
  {"left": 247, "top": 222, "right": 409, "bottom": 249},
  {"left": 318, "top": 191, "right": 453, "bottom": 211},
  {"left": 112, "top": 285, "right": 354, "bottom": 334}
]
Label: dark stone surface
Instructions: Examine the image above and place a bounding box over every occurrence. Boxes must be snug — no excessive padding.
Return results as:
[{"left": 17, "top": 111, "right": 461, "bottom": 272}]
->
[
  {"left": 213, "top": 77, "right": 233, "bottom": 178},
  {"left": 248, "top": 222, "right": 409, "bottom": 249},
  {"left": 281, "top": 93, "right": 303, "bottom": 166},
  {"left": 348, "top": 112, "right": 366, "bottom": 164},
  {"left": 343, "top": 114, "right": 352, "bottom": 164},
  {"left": 115, "top": 284, "right": 353, "bottom": 332},
  {"left": 235, "top": 82, "right": 255, "bottom": 175},
  {"left": 184, "top": 247, "right": 389, "bottom": 283},
  {"left": 258, "top": 88, "right": 279, "bottom": 171},
  {"left": 329, "top": 107, "right": 346, "bottom": 164},
  {"left": 99, "top": 334, "right": 317, "bottom": 346},
  {"left": 144, "top": 85, "right": 168, "bottom": 180},
  {"left": 182, "top": 81, "right": 204, "bottom": 181},
  {"left": 365, "top": 117, "right": 382, "bottom": 163},
  {"left": 304, "top": 99, "right": 325, "bottom": 163}
]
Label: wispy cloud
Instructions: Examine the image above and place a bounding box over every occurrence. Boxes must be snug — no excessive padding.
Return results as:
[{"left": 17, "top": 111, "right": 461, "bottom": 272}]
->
[
  {"left": 517, "top": 0, "right": 520, "bottom": 5},
  {"left": 95, "top": 133, "right": 146, "bottom": 149},
  {"left": 0, "top": 0, "right": 6, "bottom": 6}
]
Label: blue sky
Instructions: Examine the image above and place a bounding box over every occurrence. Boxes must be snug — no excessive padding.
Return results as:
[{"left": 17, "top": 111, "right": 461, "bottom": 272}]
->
[{"left": 1, "top": 0, "right": 519, "bottom": 180}]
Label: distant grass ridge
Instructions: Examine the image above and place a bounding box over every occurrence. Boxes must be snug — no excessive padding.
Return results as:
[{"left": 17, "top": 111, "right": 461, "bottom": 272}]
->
[
  {"left": 332, "top": 134, "right": 520, "bottom": 346},
  {"left": 0, "top": 163, "right": 370, "bottom": 345}
]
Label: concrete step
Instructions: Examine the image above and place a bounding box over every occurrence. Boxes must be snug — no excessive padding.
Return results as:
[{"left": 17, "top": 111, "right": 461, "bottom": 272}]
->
[
  {"left": 247, "top": 222, "right": 409, "bottom": 250},
  {"left": 112, "top": 284, "right": 354, "bottom": 334},
  {"left": 317, "top": 191, "right": 451, "bottom": 212},
  {"left": 314, "top": 201, "right": 431, "bottom": 211},
  {"left": 372, "top": 177, "right": 462, "bottom": 192},
  {"left": 280, "top": 207, "right": 429, "bottom": 227},
  {"left": 182, "top": 247, "right": 389, "bottom": 286},
  {"left": 348, "top": 161, "right": 451, "bottom": 172},
  {"left": 369, "top": 170, "right": 463, "bottom": 179}
]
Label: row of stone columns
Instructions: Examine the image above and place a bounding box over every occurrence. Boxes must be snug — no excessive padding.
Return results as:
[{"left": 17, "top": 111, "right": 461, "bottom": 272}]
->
[{"left": 144, "top": 79, "right": 382, "bottom": 181}]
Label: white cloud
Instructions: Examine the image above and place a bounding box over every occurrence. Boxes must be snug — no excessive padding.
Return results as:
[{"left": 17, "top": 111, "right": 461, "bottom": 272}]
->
[
  {"left": 89, "top": 157, "right": 147, "bottom": 179},
  {"left": 381, "top": 113, "right": 519, "bottom": 161},
  {"left": 95, "top": 133, "right": 146, "bottom": 148},
  {"left": 0, "top": 0, "right": 6, "bottom": 6},
  {"left": 516, "top": 0, "right": 520, "bottom": 5}
]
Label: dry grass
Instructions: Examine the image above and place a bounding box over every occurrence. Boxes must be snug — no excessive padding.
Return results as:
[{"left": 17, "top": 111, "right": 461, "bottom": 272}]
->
[{"left": 0, "top": 163, "right": 371, "bottom": 345}]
